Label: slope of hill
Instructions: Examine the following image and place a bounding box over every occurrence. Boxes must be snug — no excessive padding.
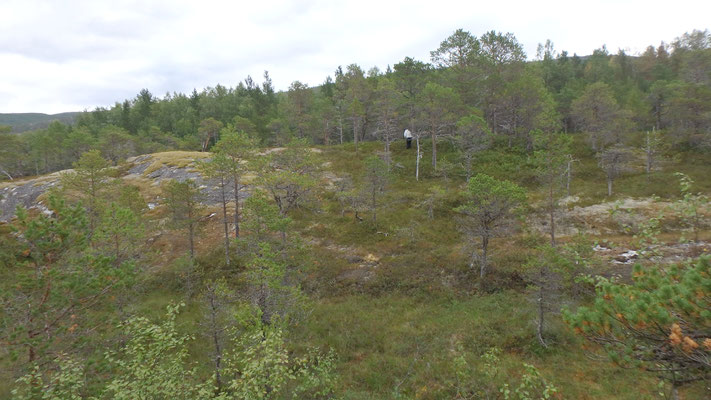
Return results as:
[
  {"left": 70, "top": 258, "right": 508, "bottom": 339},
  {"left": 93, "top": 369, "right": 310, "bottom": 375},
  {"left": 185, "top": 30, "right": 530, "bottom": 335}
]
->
[
  {"left": 1, "top": 139, "right": 710, "bottom": 398},
  {"left": 0, "top": 112, "right": 81, "bottom": 132}
]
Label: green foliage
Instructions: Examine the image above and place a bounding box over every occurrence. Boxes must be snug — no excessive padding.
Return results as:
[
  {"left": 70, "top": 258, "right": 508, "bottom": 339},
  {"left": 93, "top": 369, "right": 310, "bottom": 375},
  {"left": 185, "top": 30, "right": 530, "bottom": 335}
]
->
[
  {"left": 417, "top": 82, "right": 463, "bottom": 170},
  {"left": 430, "top": 28, "right": 480, "bottom": 68},
  {"left": 564, "top": 256, "right": 711, "bottom": 390},
  {"left": 494, "top": 69, "right": 560, "bottom": 150},
  {"left": 212, "top": 127, "right": 258, "bottom": 162},
  {"left": 500, "top": 363, "right": 559, "bottom": 400},
  {"left": 457, "top": 173, "right": 527, "bottom": 218},
  {"left": 0, "top": 113, "right": 79, "bottom": 133},
  {"left": 205, "top": 128, "right": 258, "bottom": 239},
  {"left": 162, "top": 179, "right": 205, "bottom": 258},
  {"left": 571, "top": 82, "right": 627, "bottom": 151},
  {"left": 93, "top": 201, "right": 145, "bottom": 266},
  {"left": 0, "top": 127, "right": 22, "bottom": 180},
  {"left": 220, "top": 306, "right": 336, "bottom": 400},
  {"left": 597, "top": 144, "right": 634, "bottom": 196},
  {"left": 632, "top": 210, "right": 664, "bottom": 258},
  {"left": 420, "top": 185, "right": 447, "bottom": 219},
  {"left": 284, "top": 81, "right": 316, "bottom": 141},
  {"left": 362, "top": 155, "right": 391, "bottom": 228},
  {"left": 533, "top": 130, "right": 571, "bottom": 244},
  {"left": 450, "top": 345, "right": 558, "bottom": 400},
  {"left": 1, "top": 194, "right": 134, "bottom": 367},
  {"left": 525, "top": 241, "right": 590, "bottom": 347},
  {"left": 453, "top": 113, "right": 492, "bottom": 180},
  {"left": 258, "top": 139, "right": 319, "bottom": 215},
  {"left": 450, "top": 346, "right": 502, "bottom": 398},
  {"left": 116, "top": 184, "right": 148, "bottom": 215},
  {"left": 240, "top": 191, "right": 292, "bottom": 249},
  {"left": 532, "top": 131, "right": 571, "bottom": 180},
  {"left": 244, "top": 242, "right": 306, "bottom": 325},
  {"left": 61, "top": 150, "right": 113, "bottom": 231},
  {"left": 479, "top": 30, "right": 527, "bottom": 65},
  {"left": 672, "top": 172, "right": 709, "bottom": 244},
  {"left": 11, "top": 355, "right": 85, "bottom": 400},
  {"left": 199, "top": 117, "right": 224, "bottom": 151},
  {"left": 97, "top": 126, "right": 135, "bottom": 165},
  {"left": 5, "top": 29, "right": 711, "bottom": 184},
  {"left": 456, "top": 173, "right": 526, "bottom": 279},
  {"left": 102, "top": 303, "right": 211, "bottom": 399},
  {"left": 5, "top": 27, "right": 711, "bottom": 400}
]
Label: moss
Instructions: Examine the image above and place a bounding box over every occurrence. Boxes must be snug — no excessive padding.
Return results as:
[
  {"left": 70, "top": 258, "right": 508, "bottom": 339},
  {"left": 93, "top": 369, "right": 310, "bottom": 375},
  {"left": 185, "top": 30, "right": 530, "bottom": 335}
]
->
[{"left": 141, "top": 151, "right": 211, "bottom": 176}]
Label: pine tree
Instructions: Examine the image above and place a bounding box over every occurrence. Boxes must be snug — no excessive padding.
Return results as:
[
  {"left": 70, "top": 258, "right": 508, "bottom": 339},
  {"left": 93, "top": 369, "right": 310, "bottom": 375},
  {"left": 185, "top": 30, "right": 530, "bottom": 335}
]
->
[
  {"left": 455, "top": 174, "right": 526, "bottom": 280},
  {"left": 60, "top": 150, "right": 112, "bottom": 234},
  {"left": 565, "top": 256, "right": 711, "bottom": 399},
  {"left": 258, "top": 139, "right": 319, "bottom": 221},
  {"left": 361, "top": 155, "right": 390, "bottom": 229},
  {"left": 1, "top": 195, "right": 134, "bottom": 365},
  {"left": 162, "top": 179, "right": 205, "bottom": 260}
]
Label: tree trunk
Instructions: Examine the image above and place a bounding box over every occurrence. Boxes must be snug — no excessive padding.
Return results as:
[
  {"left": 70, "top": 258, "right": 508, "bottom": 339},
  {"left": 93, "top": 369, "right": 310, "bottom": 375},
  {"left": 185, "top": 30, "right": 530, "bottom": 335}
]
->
[
  {"left": 607, "top": 178, "right": 613, "bottom": 196},
  {"left": 415, "top": 135, "right": 421, "bottom": 181},
  {"left": 353, "top": 119, "right": 359, "bottom": 151},
  {"left": 188, "top": 222, "right": 195, "bottom": 260},
  {"left": 0, "top": 165, "right": 13, "bottom": 180},
  {"left": 233, "top": 175, "right": 240, "bottom": 238},
  {"left": 114, "top": 229, "right": 121, "bottom": 267},
  {"left": 220, "top": 176, "right": 230, "bottom": 266},
  {"left": 338, "top": 117, "right": 343, "bottom": 144},
  {"left": 88, "top": 176, "right": 97, "bottom": 236},
  {"left": 645, "top": 131, "right": 652, "bottom": 176},
  {"left": 384, "top": 135, "right": 391, "bottom": 171},
  {"left": 549, "top": 184, "right": 556, "bottom": 247},
  {"left": 480, "top": 235, "right": 489, "bottom": 278},
  {"left": 28, "top": 340, "right": 36, "bottom": 363},
  {"left": 566, "top": 158, "right": 572, "bottom": 197},
  {"left": 372, "top": 187, "right": 377, "bottom": 228},
  {"left": 208, "top": 292, "right": 223, "bottom": 391},
  {"left": 431, "top": 131, "right": 437, "bottom": 171},
  {"left": 537, "top": 270, "right": 547, "bottom": 348},
  {"left": 258, "top": 281, "right": 271, "bottom": 326}
]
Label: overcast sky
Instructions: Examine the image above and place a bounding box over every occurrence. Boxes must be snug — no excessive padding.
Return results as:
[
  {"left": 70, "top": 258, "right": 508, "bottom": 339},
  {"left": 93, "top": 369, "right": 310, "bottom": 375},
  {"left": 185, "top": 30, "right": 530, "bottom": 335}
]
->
[{"left": 1, "top": 0, "right": 709, "bottom": 114}]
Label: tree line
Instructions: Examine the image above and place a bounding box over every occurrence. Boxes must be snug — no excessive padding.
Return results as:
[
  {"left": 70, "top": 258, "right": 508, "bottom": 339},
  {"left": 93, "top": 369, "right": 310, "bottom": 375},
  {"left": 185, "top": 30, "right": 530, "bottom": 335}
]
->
[{"left": 1, "top": 28, "right": 710, "bottom": 181}]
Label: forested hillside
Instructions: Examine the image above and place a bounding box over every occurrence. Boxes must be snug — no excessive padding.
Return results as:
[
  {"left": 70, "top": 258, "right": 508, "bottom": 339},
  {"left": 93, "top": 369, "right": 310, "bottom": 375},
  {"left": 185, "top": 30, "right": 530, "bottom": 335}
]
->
[
  {"left": 1, "top": 29, "right": 710, "bottom": 181},
  {"left": 1, "top": 28, "right": 710, "bottom": 399},
  {"left": 0, "top": 112, "right": 80, "bottom": 133}
]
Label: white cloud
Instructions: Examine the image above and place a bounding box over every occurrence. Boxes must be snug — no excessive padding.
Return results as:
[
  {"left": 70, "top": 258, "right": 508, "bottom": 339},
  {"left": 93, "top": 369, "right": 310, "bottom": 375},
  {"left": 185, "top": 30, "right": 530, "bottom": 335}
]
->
[{"left": 1, "top": 0, "right": 709, "bottom": 113}]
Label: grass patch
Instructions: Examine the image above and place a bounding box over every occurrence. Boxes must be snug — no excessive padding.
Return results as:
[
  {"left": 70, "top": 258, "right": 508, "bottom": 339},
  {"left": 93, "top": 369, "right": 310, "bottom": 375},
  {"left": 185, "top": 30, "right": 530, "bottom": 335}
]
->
[{"left": 141, "top": 151, "right": 211, "bottom": 176}]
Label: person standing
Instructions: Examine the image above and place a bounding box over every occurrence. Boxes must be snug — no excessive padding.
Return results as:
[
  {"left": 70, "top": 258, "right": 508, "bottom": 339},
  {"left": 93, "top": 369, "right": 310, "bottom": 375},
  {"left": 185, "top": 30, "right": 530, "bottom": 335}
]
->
[{"left": 403, "top": 128, "right": 413, "bottom": 149}]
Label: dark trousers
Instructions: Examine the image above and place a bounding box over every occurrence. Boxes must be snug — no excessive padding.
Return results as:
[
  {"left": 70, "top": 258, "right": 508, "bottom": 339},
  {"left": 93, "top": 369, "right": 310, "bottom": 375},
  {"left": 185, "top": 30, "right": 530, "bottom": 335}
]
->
[{"left": 406, "top": 138, "right": 412, "bottom": 149}]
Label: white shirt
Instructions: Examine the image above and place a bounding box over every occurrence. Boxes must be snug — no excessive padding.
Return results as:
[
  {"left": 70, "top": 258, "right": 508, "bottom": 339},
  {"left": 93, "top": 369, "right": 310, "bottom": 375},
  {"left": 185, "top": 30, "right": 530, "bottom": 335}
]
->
[{"left": 403, "top": 129, "right": 412, "bottom": 139}]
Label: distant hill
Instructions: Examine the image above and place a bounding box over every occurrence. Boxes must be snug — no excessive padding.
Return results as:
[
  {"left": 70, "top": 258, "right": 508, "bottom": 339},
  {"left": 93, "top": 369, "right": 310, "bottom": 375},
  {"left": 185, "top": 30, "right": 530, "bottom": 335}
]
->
[{"left": 0, "top": 112, "right": 81, "bottom": 133}]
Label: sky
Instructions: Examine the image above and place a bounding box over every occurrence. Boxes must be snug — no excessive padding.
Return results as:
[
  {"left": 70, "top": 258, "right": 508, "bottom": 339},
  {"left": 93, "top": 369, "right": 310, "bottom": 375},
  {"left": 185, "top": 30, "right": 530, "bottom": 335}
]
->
[{"left": 1, "top": 0, "right": 709, "bottom": 114}]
